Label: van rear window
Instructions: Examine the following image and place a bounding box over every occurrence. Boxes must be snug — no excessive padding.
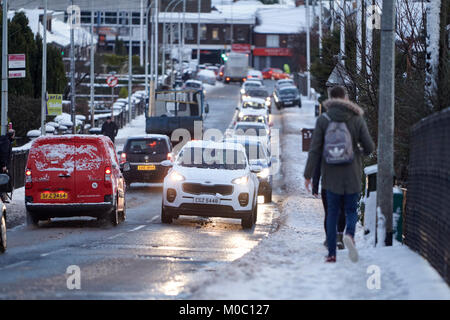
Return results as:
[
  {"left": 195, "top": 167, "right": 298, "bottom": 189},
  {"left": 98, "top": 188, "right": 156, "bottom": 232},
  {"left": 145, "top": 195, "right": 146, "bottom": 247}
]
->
[
  {"left": 32, "top": 143, "right": 75, "bottom": 173},
  {"left": 127, "top": 139, "right": 168, "bottom": 155}
]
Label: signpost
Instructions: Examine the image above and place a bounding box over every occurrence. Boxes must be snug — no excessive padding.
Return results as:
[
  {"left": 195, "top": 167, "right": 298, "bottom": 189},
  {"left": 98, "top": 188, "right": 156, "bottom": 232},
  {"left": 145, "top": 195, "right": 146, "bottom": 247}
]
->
[
  {"left": 8, "top": 54, "right": 26, "bottom": 69},
  {"left": 106, "top": 74, "right": 119, "bottom": 118}
]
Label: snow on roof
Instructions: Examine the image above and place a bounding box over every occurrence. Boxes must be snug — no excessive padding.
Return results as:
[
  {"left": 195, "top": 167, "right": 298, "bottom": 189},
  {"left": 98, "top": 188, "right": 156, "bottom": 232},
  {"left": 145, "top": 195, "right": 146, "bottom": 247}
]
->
[
  {"left": 184, "top": 140, "right": 246, "bottom": 152},
  {"left": 254, "top": 5, "right": 314, "bottom": 34},
  {"left": 8, "top": 9, "right": 96, "bottom": 47}
]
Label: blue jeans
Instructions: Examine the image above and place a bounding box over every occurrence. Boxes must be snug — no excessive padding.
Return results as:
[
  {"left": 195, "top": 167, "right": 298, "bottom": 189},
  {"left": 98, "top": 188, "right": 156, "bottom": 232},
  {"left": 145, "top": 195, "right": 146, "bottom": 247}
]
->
[{"left": 326, "top": 191, "right": 359, "bottom": 257}]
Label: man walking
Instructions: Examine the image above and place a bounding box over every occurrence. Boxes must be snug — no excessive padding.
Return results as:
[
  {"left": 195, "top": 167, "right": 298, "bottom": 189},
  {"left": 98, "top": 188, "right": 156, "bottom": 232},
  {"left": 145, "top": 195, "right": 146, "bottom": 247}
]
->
[
  {"left": 101, "top": 116, "right": 118, "bottom": 143},
  {"left": 304, "top": 86, "right": 375, "bottom": 263}
]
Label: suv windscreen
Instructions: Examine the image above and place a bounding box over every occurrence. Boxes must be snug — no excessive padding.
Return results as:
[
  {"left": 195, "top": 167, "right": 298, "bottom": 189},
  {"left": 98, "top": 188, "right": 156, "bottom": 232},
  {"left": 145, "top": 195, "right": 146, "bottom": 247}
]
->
[
  {"left": 244, "top": 143, "right": 267, "bottom": 161},
  {"left": 235, "top": 125, "right": 268, "bottom": 137},
  {"left": 177, "top": 147, "right": 246, "bottom": 170},
  {"left": 247, "top": 89, "right": 269, "bottom": 98},
  {"left": 242, "top": 101, "right": 265, "bottom": 109},
  {"left": 280, "top": 88, "right": 298, "bottom": 96},
  {"left": 127, "top": 139, "right": 168, "bottom": 155},
  {"left": 186, "top": 82, "right": 201, "bottom": 89}
]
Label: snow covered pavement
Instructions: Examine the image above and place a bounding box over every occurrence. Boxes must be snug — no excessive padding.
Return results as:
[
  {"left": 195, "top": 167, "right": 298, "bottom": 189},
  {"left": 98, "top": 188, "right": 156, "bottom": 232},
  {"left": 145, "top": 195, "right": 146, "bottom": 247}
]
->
[{"left": 188, "top": 98, "right": 450, "bottom": 299}]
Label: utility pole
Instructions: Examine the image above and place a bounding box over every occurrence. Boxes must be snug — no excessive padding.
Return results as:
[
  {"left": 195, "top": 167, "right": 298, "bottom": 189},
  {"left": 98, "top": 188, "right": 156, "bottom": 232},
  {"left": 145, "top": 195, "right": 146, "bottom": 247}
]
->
[
  {"left": 366, "top": 0, "right": 373, "bottom": 77},
  {"left": 1, "top": 0, "right": 8, "bottom": 136},
  {"left": 154, "top": 0, "right": 159, "bottom": 94},
  {"left": 356, "top": 0, "right": 362, "bottom": 75},
  {"left": 128, "top": 11, "right": 132, "bottom": 123},
  {"left": 306, "top": 0, "right": 311, "bottom": 99},
  {"left": 330, "top": 0, "right": 334, "bottom": 31},
  {"left": 140, "top": 0, "right": 144, "bottom": 67},
  {"left": 90, "top": 9, "right": 95, "bottom": 128},
  {"left": 70, "top": 0, "right": 76, "bottom": 134},
  {"left": 41, "top": 0, "right": 48, "bottom": 136},
  {"left": 197, "top": 0, "right": 201, "bottom": 65},
  {"left": 377, "top": 0, "right": 396, "bottom": 246}
]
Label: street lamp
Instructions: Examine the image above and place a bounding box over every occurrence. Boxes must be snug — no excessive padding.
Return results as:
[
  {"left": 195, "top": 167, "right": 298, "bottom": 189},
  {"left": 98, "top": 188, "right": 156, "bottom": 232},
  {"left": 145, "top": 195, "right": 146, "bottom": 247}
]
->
[{"left": 162, "top": 0, "right": 184, "bottom": 83}]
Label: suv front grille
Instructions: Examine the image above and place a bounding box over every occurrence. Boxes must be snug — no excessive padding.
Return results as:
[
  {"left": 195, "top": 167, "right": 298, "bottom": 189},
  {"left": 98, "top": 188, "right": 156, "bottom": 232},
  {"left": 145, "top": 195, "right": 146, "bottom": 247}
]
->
[{"left": 182, "top": 183, "right": 233, "bottom": 196}]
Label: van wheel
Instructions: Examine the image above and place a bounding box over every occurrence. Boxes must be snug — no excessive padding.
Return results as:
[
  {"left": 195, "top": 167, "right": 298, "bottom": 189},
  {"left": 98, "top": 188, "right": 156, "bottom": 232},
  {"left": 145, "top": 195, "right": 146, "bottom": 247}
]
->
[
  {"left": 119, "top": 197, "right": 127, "bottom": 222},
  {"left": 241, "top": 215, "right": 254, "bottom": 229},
  {"left": 110, "top": 199, "right": 120, "bottom": 226},
  {"left": 161, "top": 204, "right": 173, "bottom": 224},
  {"left": 26, "top": 210, "right": 39, "bottom": 227},
  {"left": 253, "top": 202, "right": 258, "bottom": 223},
  {"left": 0, "top": 213, "right": 6, "bottom": 253}
]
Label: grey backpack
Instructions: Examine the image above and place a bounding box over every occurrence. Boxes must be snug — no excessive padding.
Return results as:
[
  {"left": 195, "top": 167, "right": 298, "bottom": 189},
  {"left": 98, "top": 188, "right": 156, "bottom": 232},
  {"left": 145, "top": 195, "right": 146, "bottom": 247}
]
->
[{"left": 322, "top": 113, "right": 354, "bottom": 165}]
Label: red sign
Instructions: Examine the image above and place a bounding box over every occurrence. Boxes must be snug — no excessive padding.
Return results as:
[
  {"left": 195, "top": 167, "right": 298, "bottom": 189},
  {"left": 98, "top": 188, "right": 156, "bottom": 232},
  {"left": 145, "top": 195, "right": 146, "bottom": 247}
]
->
[
  {"left": 9, "top": 70, "right": 26, "bottom": 79},
  {"left": 232, "top": 44, "right": 251, "bottom": 54},
  {"left": 106, "top": 75, "right": 118, "bottom": 88},
  {"left": 253, "top": 48, "right": 292, "bottom": 57},
  {"left": 8, "top": 54, "right": 26, "bottom": 69}
]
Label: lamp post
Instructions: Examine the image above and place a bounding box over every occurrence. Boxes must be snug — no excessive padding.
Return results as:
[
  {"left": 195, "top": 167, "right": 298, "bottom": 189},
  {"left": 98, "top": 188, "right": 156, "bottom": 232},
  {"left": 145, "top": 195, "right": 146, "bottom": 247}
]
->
[{"left": 162, "top": 0, "right": 183, "bottom": 85}]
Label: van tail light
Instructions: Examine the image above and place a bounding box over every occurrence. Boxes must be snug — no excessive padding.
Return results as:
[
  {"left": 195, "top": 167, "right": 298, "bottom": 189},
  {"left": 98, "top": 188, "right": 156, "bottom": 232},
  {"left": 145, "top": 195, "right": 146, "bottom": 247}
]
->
[
  {"left": 104, "top": 166, "right": 112, "bottom": 187},
  {"left": 25, "top": 169, "right": 32, "bottom": 189},
  {"left": 243, "top": 78, "right": 246, "bottom": 82},
  {"left": 167, "top": 152, "right": 173, "bottom": 161},
  {"left": 120, "top": 152, "right": 127, "bottom": 164}
]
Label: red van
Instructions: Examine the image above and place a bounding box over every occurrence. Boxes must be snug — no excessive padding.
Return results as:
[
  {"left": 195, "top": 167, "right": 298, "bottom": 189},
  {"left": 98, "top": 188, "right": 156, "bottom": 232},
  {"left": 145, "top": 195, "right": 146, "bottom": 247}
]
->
[{"left": 25, "top": 135, "right": 126, "bottom": 227}]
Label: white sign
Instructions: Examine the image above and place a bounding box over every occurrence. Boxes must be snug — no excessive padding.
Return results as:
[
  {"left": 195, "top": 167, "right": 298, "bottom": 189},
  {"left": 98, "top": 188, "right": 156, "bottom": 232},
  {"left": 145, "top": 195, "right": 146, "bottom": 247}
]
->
[
  {"left": 9, "top": 70, "right": 26, "bottom": 79},
  {"left": 8, "top": 54, "right": 26, "bottom": 69},
  {"left": 106, "top": 75, "right": 118, "bottom": 88}
]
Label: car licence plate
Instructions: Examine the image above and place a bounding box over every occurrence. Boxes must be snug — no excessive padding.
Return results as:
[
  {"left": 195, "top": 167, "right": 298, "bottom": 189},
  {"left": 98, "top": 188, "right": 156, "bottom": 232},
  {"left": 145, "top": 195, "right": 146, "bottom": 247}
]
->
[
  {"left": 194, "top": 196, "right": 220, "bottom": 205},
  {"left": 138, "top": 165, "right": 156, "bottom": 171},
  {"left": 40, "top": 192, "right": 68, "bottom": 200},
  {"left": 285, "top": 101, "right": 293, "bottom": 105}
]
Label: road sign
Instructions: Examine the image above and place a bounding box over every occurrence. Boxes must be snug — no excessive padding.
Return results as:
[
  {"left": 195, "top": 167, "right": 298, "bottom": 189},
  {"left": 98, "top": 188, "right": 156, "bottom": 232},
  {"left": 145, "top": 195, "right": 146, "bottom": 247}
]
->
[
  {"left": 47, "top": 94, "right": 63, "bottom": 116},
  {"left": 8, "top": 54, "right": 26, "bottom": 69},
  {"left": 8, "top": 70, "right": 26, "bottom": 79},
  {"left": 106, "top": 75, "right": 118, "bottom": 88}
]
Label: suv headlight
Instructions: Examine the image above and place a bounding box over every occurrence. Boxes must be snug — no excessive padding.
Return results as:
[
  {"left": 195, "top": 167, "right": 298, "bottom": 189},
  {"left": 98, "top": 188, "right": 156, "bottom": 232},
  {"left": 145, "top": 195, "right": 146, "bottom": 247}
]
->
[
  {"left": 232, "top": 175, "right": 249, "bottom": 185},
  {"left": 169, "top": 171, "right": 185, "bottom": 182},
  {"left": 257, "top": 168, "right": 270, "bottom": 179}
]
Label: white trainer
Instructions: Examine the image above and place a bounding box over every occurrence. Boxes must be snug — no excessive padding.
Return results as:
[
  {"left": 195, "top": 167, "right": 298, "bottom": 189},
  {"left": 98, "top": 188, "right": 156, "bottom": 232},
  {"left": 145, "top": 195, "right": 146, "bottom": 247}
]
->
[{"left": 343, "top": 234, "right": 359, "bottom": 263}]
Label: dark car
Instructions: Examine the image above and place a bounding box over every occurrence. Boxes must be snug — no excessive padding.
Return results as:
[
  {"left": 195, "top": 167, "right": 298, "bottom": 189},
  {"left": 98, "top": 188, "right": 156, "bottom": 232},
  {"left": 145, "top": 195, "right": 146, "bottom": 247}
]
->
[
  {"left": 273, "top": 85, "right": 301, "bottom": 109},
  {"left": 119, "top": 135, "right": 173, "bottom": 187}
]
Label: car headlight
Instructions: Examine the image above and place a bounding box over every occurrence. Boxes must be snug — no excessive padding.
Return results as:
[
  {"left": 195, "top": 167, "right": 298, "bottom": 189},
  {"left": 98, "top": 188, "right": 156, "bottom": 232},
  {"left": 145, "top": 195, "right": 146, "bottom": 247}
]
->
[
  {"left": 169, "top": 171, "right": 185, "bottom": 182},
  {"left": 265, "top": 100, "right": 271, "bottom": 106},
  {"left": 232, "top": 175, "right": 249, "bottom": 185},
  {"left": 240, "top": 89, "right": 245, "bottom": 94},
  {"left": 238, "top": 111, "right": 244, "bottom": 119},
  {"left": 257, "top": 168, "right": 270, "bottom": 179}
]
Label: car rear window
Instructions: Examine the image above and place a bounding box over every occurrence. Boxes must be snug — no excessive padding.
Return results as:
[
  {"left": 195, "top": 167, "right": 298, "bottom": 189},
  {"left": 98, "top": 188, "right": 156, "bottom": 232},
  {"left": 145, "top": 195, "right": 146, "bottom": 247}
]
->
[
  {"left": 127, "top": 138, "right": 168, "bottom": 155},
  {"left": 242, "top": 101, "right": 265, "bottom": 109},
  {"left": 235, "top": 125, "right": 268, "bottom": 137},
  {"left": 280, "top": 88, "right": 299, "bottom": 95},
  {"left": 244, "top": 143, "right": 267, "bottom": 161},
  {"left": 186, "top": 82, "right": 201, "bottom": 88},
  {"left": 247, "top": 89, "right": 268, "bottom": 97}
]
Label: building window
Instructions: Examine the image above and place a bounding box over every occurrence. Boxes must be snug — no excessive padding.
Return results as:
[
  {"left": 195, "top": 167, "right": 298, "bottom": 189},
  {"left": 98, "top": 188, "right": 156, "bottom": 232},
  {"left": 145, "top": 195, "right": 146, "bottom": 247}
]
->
[
  {"left": 119, "top": 12, "right": 128, "bottom": 25},
  {"left": 186, "top": 24, "right": 194, "bottom": 40},
  {"left": 225, "top": 26, "right": 231, "bottom": 42},
  {"left": 200, "top": 24, "right": 207, "bottom": 40},
  {"left": 132, "top": 12, "right": 141, "bottom": 25},
  {"left": 105, "top": 11, "right": 117, "bottom": 25},
  {"left": 266, "top": 35, "right": 279, "bottom": 48},
  {"left": 212, "top": 28, "right": 219, "bottom": 40},
  {"left": 236, "top": 28, "right": 246, "bottom": 42}
]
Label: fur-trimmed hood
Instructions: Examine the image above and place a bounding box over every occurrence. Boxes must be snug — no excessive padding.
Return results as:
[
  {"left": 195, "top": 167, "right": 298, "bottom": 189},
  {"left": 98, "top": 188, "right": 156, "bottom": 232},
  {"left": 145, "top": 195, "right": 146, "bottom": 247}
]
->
[{"left": 322, "top": 98, "right": 364, "bottom": 122}]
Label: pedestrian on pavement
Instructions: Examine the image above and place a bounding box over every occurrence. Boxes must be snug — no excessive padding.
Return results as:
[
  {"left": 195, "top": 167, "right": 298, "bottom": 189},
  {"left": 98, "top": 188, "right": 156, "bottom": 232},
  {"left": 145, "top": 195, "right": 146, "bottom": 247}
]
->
[
  {"left": 312, "top": 154, "right": 346, "bottom": 250},
  {"left": 101, "top": 116, "right": 118, "bottom": 143},
  {"left": 304, "top": 86, "right": 375, "bottom": 263},
  {"left": 0, "top": 127, "right": 15, "bottom": 203}
]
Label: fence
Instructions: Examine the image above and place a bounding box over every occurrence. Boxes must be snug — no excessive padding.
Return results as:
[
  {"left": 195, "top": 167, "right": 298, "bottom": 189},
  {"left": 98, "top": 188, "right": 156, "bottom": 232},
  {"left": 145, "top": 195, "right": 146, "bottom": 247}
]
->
[
  {"left": 9, "top": 99, "right": 146, "bottom": 190},
  {"left": 405, "top": 107, "right": 450, "bottom": 285}
]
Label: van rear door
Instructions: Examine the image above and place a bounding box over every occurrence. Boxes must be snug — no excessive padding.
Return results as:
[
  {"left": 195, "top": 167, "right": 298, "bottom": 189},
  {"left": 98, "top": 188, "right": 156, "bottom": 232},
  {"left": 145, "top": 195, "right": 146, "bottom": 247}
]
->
[
  {"left": 74, "top": 138, "right": 105, "bottom": 204},
  {"left": 30, "top": 139, "right": 75, "bottom": 204}
]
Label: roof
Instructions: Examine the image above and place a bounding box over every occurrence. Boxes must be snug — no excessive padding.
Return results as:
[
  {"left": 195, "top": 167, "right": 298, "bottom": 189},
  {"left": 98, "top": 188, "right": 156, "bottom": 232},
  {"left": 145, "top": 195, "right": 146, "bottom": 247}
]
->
[
  {"left": 234, "top": 121, "right": 267, "bottom": 128},
  {"left": 242, "top": 97, "right": 266, "bottom": 104},
  {"left": 239, "top": 108, "right": 268, "bottom": 116},
  {"left": 224, "top": 136, "right": 264, "bottom": 146},
  {"left": 125, "top": 134, "right": 170, "bottom": 140},
  {"left": 10, "top": 0, "right": 142, "bottom": 11}
]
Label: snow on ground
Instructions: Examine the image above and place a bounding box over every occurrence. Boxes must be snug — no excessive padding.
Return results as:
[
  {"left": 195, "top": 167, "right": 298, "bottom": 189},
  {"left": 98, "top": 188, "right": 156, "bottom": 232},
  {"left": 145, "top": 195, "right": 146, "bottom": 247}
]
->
[{"left": 188, "top": 98, "right": 450, "bottom": 300}]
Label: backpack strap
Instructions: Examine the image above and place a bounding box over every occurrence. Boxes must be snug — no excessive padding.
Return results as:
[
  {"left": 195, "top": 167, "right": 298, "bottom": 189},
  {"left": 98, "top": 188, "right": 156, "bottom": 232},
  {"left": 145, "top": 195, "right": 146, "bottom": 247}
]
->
[{"left": 323, "top": 113, "right": 331, "bottom": 122}]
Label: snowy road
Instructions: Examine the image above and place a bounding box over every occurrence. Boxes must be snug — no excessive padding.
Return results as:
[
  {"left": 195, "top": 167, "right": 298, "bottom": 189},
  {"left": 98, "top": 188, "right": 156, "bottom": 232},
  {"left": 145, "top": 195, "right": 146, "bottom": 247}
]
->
[{"left": 0, "top": 81, "right": 283, "bottom": 299}]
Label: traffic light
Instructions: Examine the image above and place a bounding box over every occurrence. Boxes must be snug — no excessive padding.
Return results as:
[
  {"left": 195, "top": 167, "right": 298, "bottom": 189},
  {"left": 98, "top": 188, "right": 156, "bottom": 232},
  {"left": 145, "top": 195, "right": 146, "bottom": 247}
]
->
[
  {"left": 221, "top": 53, "right": 228, "bottom": 62},
  {"left": 61, "top": 50, "right": 64, "bottom": 56}
]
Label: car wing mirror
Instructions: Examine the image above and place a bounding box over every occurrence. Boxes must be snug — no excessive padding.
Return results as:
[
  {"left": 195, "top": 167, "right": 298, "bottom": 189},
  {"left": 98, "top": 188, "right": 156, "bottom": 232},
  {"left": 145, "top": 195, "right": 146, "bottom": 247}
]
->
[
  {"left": 161, "top": 160, "right": 174, "bottom": 167},
  {"left": 205, "top": 104, "right": 210, "bottom": 114},
  {"left": 250, "top": 165, "right": 262, "bottom": 174}
]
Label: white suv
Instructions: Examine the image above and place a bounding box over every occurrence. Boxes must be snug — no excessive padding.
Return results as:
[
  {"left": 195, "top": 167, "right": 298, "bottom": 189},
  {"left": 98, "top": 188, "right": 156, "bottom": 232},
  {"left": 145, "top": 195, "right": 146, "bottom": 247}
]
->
[{"left": 161, "top": 140, "right": 260, "bottom": 229}]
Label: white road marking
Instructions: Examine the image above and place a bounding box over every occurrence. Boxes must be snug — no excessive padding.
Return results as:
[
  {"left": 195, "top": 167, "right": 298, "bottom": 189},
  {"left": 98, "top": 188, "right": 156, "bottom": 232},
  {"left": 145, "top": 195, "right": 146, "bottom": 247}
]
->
[
  {"left": 0, "top": 260, "right": 29, "bottom": 270},
  {"left": 107, "top": 233, "right": 124, "bottom": 240},
  {"left": 40, "top": 248, "right": 67, "bottom": 257},
  {"left": 128, "top": 225, "right": 145, "bottom": 232},
  {"left": 151, "top": 216, "right": 160, "bottom": 223}
]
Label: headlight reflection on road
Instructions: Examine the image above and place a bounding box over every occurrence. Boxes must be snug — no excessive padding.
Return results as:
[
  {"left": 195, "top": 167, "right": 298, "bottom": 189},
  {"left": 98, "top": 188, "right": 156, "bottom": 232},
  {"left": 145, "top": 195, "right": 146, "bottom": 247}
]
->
[{"left": 159, "top": 274, "right": 188, "bottom": 296}]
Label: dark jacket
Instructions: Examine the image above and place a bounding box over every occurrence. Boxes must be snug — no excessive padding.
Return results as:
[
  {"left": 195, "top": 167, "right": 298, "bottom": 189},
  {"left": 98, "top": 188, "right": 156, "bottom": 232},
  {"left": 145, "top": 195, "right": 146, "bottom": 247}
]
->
[
  {"left": 312, "top": 155, "right": 322, "bottom": 195},
  {"left": 101, "top": 121, "right": 118, "bottom": 140},
  {"left": 304, "top": 98, "right": 375, "bottom": 195},
  {"left": 0, "top": 134, "right": 12, "bottom": 170}
]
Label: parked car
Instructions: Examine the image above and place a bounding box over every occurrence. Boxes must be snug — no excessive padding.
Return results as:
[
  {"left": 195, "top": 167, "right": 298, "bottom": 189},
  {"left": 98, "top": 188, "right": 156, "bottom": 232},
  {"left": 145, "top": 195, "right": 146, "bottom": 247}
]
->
[
  {"left": 24, "top": 135, "right": 127, "bottom": 227},
  {"left": 274, "top": 79, "right": 295, "bottom": 91},
  {"left": 197, "top": 69, "right": 217, "bottom": 85},
  {"left": 247, "top": 69, "right": 264, "bottom": 82},
  {"left": 161, "top": 140, "right": 260, "bottom": 229},
  {"left": 273, "top": 85, "right": 302, "bottom": 109},
  {"left": 119, "top": 135, "right": 173, "bottom": 187},
  {"left": 262, "top": 68, "right": 290, "bottom": 80},
  {"left": 224, "top": 136, "right": 273, "bottom": 203}
]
